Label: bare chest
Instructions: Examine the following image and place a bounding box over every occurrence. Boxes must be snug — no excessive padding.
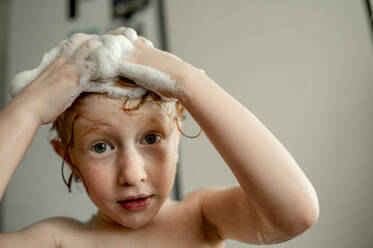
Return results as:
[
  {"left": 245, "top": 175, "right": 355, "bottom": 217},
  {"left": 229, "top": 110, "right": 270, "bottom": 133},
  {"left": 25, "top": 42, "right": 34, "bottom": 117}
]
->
[
  {"left": 63, "top": 222, "right": 225, "bottom": 248},
  {"left": 60, "top": 202, "right": 225, "bottom": 248},
  {"left": 79, "top": 231, "right": 225, "bottom": 248}
]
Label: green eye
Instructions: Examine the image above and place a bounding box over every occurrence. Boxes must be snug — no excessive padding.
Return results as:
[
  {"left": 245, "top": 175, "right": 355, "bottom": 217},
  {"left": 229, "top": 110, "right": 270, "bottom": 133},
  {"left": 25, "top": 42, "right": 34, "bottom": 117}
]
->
[
  {"left": 142, "top": 134, "right": 161, "bottom": 144},
  {"left": 91, "top": 142, "right": 112, "bottom": 153}
]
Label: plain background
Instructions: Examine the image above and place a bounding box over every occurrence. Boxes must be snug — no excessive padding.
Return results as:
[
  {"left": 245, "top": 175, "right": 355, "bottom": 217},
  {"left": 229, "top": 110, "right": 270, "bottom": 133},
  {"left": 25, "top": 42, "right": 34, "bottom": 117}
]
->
[{"left": 1, "top": 0, "right": 373, "bottom": 247}]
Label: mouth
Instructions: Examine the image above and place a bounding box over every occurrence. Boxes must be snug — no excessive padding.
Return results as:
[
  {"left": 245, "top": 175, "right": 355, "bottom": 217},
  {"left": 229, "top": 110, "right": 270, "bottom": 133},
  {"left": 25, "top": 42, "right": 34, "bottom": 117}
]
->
[{"left": 118, "top": 195, "right": 153, "bottom": 212}]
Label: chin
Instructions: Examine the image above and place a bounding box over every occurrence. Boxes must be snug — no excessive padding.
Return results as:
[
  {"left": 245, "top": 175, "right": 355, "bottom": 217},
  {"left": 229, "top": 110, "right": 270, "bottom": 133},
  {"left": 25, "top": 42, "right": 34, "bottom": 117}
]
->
[
  {"left": 117, "top": 214, "right": 154, "bottom": 230},
  {"left": 117, "top": 206, "right": 160, "bottom": 230},
  {"left": 126, "top": 221, "right": 150, "bottom": 230}
]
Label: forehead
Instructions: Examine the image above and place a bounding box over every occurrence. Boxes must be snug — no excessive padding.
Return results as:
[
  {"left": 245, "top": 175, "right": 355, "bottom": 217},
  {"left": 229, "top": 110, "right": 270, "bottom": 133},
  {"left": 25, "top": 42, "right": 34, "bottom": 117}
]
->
[{"left": 70, "top": 94, "right": 174, "bottom": 129}]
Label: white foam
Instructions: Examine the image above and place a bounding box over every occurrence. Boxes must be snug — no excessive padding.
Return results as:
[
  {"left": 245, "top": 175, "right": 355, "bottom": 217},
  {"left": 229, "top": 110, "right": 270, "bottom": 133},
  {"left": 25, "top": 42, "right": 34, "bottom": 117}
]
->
[
  {"left": 9, "top": 27, "right": 178, "bottom": 107},
  {"left": 119, "top": 61, "right": 176, "bottom": 100},
  {"left": 9, "top": 45, "right": 62, "bottom": 97}
]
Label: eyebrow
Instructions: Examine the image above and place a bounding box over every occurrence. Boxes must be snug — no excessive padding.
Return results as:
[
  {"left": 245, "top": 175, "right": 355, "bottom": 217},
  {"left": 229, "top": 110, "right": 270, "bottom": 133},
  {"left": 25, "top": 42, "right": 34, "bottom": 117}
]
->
[
  {"left": 147, "top": 114, "right": 173, "bottom": 130},
  {"left": 75, "top": 112, "right": 172, "bottom": 137},
  {"left": 76, "top": 121, "right": 113, "bottom": 137},
  {"left": 148, "top": 115, "right": 166, "bottom": 125}
]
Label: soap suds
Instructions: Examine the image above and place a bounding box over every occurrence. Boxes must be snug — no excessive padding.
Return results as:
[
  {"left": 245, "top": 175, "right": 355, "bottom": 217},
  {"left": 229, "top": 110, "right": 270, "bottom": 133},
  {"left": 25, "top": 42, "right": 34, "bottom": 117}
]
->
[
  {"left": 9, "top": 45, "right": 62, "bottom": 98},
  {"left": 9, "top": 27, "right": 178, "bottom": 111}
]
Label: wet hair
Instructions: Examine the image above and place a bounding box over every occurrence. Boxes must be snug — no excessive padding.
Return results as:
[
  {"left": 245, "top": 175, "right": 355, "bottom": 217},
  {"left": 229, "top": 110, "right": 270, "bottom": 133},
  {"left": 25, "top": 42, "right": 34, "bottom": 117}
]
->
[{"left": 51, "top": 77, "right": 200, "bottom": 192}]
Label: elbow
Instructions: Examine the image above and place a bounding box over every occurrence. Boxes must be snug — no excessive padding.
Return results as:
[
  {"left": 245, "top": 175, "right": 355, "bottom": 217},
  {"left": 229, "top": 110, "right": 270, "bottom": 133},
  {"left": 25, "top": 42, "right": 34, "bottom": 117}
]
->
[
  {"left": 254, "top": 206, "right": 319, "bottom": 245},
  {"left": 257, "top": 205, "right": 319, "bottom": 245},
  {"left": 287, "top": 186, "right": 320, "bottom": 237},
  {"left": 257, "top": 212, "right": 319, "bottom": 245},
  {"left": 286, "top": 205, "right": 319, "bottom": 237},
  {"left": 259, "top": 188, "right": 319, "bottom": 244}
]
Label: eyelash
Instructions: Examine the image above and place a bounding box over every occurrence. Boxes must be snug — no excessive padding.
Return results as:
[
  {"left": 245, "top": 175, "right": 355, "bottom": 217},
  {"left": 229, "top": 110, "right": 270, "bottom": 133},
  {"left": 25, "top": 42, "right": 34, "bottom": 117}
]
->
[
  {"left": 141, "top": 133, "right": 162, "bottom": 145},
  {"left": 89, "top": 133, "right": 162, "bottom": 153},
  {"left": 90, "top": 141, "right": 113, "bottom": 154}
]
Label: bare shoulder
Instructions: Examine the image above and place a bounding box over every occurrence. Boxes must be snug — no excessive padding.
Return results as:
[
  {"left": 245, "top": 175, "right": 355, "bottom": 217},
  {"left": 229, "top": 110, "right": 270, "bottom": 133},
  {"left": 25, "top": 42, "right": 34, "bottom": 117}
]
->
[
  {"left": 38, "top": 216, "right": 86, "bottom": 229},
  {"left": 0, "top": 217, "right": 86, "bottom": 248}
]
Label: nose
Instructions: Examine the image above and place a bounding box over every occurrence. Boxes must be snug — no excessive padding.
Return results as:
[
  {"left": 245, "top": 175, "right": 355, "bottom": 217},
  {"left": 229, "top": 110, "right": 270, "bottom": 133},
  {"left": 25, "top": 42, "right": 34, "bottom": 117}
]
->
[{"left": 117, "top": 148, "right": 147, "bottom": 187}]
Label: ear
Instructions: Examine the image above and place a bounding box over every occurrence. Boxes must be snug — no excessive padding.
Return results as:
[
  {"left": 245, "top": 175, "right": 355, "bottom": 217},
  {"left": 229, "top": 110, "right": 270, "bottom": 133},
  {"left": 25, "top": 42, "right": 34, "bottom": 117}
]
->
[
  {"left": 175, "top": 100, "right": 184, "bottom": 116},
  {"left": 50, "top": 139, "right": 74, "bottom": 166}
]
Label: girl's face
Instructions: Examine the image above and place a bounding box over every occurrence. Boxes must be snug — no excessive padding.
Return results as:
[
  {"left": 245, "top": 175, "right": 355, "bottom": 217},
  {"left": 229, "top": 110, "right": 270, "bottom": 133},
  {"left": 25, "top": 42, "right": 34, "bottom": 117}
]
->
[{"left": 67, "top": 95, "right": 180, "bottom": 229}]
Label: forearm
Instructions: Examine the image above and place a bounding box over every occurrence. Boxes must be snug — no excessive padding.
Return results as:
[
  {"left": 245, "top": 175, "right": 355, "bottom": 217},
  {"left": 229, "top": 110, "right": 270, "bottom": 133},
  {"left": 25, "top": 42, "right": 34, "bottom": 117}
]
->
[
  {"left": 0, "top": 96, "right": 40, "bottom": 200},
  {"left": 179, "top": 66, "right": 319, "bottom": 234}
]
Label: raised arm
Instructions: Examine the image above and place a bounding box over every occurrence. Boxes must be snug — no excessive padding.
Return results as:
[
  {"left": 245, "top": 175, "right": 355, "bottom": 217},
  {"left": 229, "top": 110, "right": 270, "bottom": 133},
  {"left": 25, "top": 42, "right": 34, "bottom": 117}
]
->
[
  {"left": 0, "top": 60, "right": 81, "bottom": 201},
  {"left": 118, "top": 36, "right": 319, "bottom": 245},
  {"left": 0, "top": 34, "right": 89, "bottom": 201},
  {"left": 0, "top": 33, "right": 96, "bottom": 248},
  {"left": 179, "top": 69, "right": 319, "bottom": 244},
  {"left": 0, "top": 93, "right": 43, "bottom": 200}
]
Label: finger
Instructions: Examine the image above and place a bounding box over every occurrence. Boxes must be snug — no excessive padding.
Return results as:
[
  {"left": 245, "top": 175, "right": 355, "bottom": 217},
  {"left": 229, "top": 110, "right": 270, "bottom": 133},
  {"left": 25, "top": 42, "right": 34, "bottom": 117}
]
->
[
  {"left": 61, "top": 33, "right": 95, "bottom": 57},
  {"left": 57, "top": 39, "right": 67, "bottom": 48},
  {"left": 73, "top": 38, "right": 103, "bottom": 62},
  {"left": 162, "top": 51, "right": 182, "bottom": 61},
  {"left": 71, "top": 38, "right": 104, "bottom": 77},
  {"left": 44, "top": 40, "right": 69, "bottom": 71},
  {"left": 122, "top": 27, "right": 138, "bottom": 43},
  {"left": 118, "top": 61, "right": 177, "bottom": 99},
  {"left": 106, "top": 27, "right": 126, "bottom": 35},
  {"left": 33, "top": 42, "right": 67, "bottom": 82},
  {"left": 53, "top": 40, "right": 68, "bottom": 67},
  {"left": 107, "top": 27, "right": 138, "bottom": 43},
  {"left": 138, "top": 36, "right": 154, "bottom": 47}
]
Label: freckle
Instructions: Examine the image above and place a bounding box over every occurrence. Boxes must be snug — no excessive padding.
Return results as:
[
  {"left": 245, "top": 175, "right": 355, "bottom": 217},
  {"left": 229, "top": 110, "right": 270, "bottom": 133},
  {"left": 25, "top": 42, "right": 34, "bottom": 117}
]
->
[
  {"left": 86, "top": 44, "right": 90, "bottom": 48},
  {"left": 84, "top": 65, "right": 89, "bottom": 69}
]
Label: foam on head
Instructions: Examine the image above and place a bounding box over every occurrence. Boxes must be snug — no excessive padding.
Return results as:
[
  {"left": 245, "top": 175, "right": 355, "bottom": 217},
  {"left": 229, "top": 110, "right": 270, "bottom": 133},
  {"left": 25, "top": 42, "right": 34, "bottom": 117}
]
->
[
  {"left": 9, "top": 28, "right": 178, "bottom": 107},
  {"left": 10, "top": 27, "right": 190, "bottom": 146}
]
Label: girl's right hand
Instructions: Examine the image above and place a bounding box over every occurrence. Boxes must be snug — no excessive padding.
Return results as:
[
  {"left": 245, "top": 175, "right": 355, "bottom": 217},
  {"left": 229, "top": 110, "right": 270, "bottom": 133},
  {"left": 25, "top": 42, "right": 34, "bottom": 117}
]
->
[{"left": 11, "top": 33, "right": 97, "bottom": 125}]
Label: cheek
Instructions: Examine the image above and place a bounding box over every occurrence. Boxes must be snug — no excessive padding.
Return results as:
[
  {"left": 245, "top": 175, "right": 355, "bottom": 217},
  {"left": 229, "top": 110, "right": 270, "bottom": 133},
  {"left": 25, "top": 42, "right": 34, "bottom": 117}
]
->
[
  {"left": 72, "top": 151, "right": 114, "bottom": 190},
  {"left": 79, "top": 167, "right": 113, "bottom": 198},
  {"left": 146, "top": 143, "right": 179, "bottom": 190}
]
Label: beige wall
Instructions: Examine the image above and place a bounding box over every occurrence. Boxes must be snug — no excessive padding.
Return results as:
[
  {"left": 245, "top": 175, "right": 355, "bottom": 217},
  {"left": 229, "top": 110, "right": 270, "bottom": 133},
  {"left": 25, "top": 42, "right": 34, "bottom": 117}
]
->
[{"left": 2, "top": 0, "right": 373, "bottom": 247}]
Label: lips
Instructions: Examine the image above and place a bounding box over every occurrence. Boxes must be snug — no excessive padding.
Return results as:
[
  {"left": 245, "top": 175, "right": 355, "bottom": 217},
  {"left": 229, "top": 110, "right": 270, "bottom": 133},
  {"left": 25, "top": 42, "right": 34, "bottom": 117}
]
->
[{"left": 119, "top": 195, "right": 152, "bottom": 211}]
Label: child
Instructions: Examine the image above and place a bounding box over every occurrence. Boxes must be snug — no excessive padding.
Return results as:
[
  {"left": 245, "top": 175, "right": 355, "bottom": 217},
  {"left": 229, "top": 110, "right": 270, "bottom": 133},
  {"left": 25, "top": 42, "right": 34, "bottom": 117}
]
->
[{"left": 0, "top": 27, "right": 319, "bottom": 247}]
